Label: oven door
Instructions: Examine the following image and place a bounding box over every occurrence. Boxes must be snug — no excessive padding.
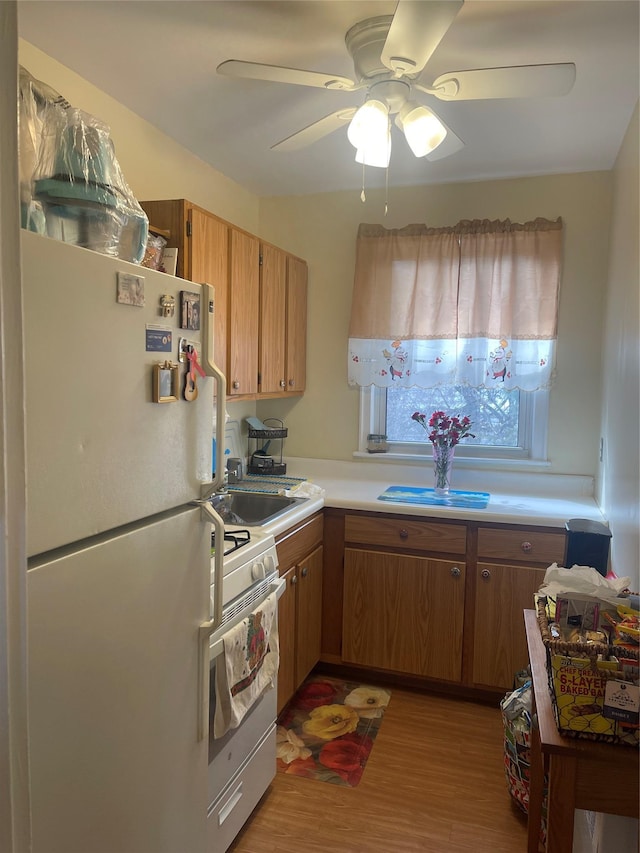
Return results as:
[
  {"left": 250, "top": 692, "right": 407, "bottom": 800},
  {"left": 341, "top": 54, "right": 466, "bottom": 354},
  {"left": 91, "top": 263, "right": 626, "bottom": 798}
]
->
[{"left": 207, "top": 574, "right": 285, "bottom": 805}]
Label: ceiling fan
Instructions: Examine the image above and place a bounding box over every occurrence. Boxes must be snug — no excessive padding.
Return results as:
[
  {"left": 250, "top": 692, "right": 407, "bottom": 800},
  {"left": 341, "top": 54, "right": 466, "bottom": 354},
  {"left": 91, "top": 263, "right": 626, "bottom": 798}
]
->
[{"left": 217, "top": 0, "right": 576, "bottom": 167}]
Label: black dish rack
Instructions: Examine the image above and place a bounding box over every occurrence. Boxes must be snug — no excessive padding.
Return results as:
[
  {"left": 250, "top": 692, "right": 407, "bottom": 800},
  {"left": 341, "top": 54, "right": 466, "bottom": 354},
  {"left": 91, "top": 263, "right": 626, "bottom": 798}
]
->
[{"left": 247, "top": 418, "right": 288, "bottom": 475}]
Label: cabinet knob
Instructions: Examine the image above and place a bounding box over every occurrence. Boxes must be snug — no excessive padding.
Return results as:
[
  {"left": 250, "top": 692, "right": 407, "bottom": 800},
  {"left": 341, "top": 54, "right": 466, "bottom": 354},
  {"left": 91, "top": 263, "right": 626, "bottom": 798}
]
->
[
  {"left": 280, "top": 379, "right": 286, "bottom": 388},
  {"left": 291, "top": 574, "right": 298, "bottom": 585},
  {"left": 481, "top": 569, "right": 491, "bottom": 581},
  {"left": 232, "top": 380, "right": 240, "bottom": 390},
  {"left": 288, "top": 379, "right": 295, "bottom": 387},
  {"left": 521, "top": 541, "right": 532, "bottom": 553},
  {"left": 399, "top": 529, "right": 409, "bottom": 540},
  {"left": 301, "top": 566, "right": 308, "bottom": 578},
  {"left": 451, "top": 566, "right": 461, "bottom": 578}
]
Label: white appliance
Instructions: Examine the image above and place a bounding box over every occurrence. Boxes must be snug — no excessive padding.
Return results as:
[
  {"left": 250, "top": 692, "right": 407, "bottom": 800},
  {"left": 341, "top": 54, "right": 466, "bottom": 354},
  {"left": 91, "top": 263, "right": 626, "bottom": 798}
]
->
[
  {"left": 206, "top": 525, "right": 284, "bottom": 852},
  {"left": 22, "top": 230, "right": 228, "bottom": 853}
]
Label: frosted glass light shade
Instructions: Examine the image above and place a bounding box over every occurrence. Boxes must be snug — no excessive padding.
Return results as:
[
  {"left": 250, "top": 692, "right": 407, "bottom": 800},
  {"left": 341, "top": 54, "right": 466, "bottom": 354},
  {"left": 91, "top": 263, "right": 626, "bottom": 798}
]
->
[
  {"left": 347, "top": 99, "right": 389, "bottom": 150},
  {"left": 398, "top": 103, "right": 447, "bottom": 157},
  {"left": 355, "top": 131, "right": 391, "bottom": 168}
]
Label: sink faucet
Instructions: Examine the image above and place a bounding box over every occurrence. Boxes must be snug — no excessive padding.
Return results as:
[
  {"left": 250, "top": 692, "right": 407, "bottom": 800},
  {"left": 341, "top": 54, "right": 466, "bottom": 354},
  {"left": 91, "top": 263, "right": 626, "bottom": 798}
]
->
[{"left": 226, "top": 457, "right": 243, "bottom": 485}]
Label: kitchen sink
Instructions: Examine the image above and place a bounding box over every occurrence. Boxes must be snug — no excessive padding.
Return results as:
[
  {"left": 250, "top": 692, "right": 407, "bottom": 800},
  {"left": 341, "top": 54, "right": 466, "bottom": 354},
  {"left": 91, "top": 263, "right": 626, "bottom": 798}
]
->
[{"left": 209, "top": 490, "right": 305, "bottom": 526}]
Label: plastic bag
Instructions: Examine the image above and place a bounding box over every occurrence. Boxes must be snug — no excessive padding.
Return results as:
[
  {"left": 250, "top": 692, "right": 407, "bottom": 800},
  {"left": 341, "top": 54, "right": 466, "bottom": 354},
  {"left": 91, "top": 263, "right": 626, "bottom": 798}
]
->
[{"left": 20, "top": 66, "right": 148, "bottom": 263}]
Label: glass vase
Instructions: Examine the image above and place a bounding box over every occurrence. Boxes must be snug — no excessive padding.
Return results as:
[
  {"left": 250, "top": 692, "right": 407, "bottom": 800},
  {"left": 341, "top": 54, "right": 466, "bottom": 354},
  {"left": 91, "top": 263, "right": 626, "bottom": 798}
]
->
[{"left": 432, "top": 443, "right": 455, "bottom": 496}]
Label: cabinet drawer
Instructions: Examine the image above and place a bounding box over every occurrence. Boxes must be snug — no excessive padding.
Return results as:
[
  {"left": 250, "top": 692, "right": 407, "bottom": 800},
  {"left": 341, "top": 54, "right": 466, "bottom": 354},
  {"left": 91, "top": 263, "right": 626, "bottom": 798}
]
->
[
  {"left": 276, "top": 513, "right": 323, "bottom": 571},
  {"left": 477, "top": 527, "right": 565, "bottom": 564},
  {"left": 344, "top": 514, "right": 466, "bottom": 556}
]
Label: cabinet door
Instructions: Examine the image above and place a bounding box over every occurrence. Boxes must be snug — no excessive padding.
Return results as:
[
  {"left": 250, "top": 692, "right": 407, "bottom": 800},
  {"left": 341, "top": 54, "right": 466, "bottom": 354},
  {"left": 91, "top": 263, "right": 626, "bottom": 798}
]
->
[
  {"left": 189, "top": 208, "right": 229, "bottom": 377},
  {"left": 228, "top": 228, "right": 259, "bottom": 396},
  {"left": 295, "top": 545, "right": 324, "bottom": 690},
  {"left": 277, "top": 565, "right": 297, "bottom": 714},
  {"left": 472, "top": 562, "right": 547, "bottom": 689},
  {"left": 258, "top": 244, "right": 287, "bottom": 394},
  {"left": 285, "top": 256, "right": 307, "bottom": 394},
  {"left": 343, "top": 549, "right": 465, "bottom": 682}
]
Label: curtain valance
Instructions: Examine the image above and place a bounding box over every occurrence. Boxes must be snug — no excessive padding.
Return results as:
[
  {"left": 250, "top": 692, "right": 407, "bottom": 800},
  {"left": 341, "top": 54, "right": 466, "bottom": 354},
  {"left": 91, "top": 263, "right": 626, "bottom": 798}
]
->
[{"left": 348, "top": 217, "right": 563, "bottom": 391}]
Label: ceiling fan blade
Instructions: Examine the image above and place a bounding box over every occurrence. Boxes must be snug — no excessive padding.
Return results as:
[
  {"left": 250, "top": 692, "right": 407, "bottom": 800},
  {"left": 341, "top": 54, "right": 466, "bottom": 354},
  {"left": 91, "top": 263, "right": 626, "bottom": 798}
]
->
[
  {"left": 423, "top": 63, "right": 576, "bottom": 101},
  {"left": 271, "top": 109, "right": 357, "bottom": 151},
  {"left": 381, "top": 0, "right": 464, "bottom": 76},
  {"left": 217, "top": 60, "right": 357, "bottom": 91}
]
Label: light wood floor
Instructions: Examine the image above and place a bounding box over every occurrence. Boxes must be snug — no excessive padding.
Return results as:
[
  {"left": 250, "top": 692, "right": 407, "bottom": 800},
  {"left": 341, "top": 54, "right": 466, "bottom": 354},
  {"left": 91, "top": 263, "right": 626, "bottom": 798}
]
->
[{"left": 228, "top": 680, "right": 529, "bottom": 853}]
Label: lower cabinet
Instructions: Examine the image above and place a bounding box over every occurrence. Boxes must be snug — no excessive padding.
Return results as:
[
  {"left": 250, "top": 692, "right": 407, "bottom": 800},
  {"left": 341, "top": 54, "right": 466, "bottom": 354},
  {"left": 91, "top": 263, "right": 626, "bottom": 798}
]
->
[
  {"left": 472, "top": 562, "right": 547, "bottom": 689},
  {"left": 471, "top": 525, "right": 566, "bottom": 690},
  {"left": 275, "top": 514, "right": 324, "bottom": 714},
  {"left": 342, "top": 548, "right": 465, "bottom": 682},
  {"left": 332, "top": 511, "right": 567, "bottom": 694}
]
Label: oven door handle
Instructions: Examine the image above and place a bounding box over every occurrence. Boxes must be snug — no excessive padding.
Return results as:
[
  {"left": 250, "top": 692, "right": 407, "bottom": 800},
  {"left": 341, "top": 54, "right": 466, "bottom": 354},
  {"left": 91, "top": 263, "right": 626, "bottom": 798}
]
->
[{"left": 208, "top": 576, "right": 287, "bottom": 662}]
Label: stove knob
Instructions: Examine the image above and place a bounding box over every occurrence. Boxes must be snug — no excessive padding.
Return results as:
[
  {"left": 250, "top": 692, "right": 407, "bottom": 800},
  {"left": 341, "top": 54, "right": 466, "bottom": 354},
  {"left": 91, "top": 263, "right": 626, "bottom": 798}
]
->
[
  {"left": 251, "top": 560, "right": 266, "bottom": 581},
  {"left": 263, "top": 554, "right": 276, "bottom": 574}
]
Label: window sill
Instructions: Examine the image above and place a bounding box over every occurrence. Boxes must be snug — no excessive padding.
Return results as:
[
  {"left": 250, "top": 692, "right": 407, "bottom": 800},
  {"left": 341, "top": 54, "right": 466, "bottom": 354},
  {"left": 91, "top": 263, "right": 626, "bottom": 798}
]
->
[{"left": 352, "top": 450, "right": 552, "bottom": 472}]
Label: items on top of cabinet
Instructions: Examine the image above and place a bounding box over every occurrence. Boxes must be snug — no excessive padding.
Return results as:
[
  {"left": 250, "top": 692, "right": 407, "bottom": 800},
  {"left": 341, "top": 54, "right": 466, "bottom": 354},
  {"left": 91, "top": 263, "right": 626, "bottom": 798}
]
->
[
  {"left": 20, "top": 66, "right": 148, "bottom": 263},
  {"left": 246, "top": 417, "right": 288, "bottom": 475}
]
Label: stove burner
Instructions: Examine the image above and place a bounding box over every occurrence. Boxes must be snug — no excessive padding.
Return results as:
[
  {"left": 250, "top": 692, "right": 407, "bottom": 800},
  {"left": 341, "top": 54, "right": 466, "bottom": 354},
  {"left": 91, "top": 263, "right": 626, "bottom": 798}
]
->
[{"left": 211, "top": 528, "right": 251, "bottom": 557}]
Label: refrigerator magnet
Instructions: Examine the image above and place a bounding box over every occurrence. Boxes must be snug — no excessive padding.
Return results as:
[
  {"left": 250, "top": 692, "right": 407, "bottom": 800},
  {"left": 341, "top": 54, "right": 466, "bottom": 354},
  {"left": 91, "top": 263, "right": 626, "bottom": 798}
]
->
[
  {"left": 152, "top": 361, "right": 179, "bottom": 403},
  {"left": 180, "top": 291, "right": 200, "bottom": 330}
]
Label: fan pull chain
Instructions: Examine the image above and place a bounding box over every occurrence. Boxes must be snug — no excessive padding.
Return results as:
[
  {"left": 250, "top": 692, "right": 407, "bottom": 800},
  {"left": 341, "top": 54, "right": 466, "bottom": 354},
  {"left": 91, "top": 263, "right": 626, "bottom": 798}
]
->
[
  {"left": 384, "top": 161, "right": 389, "bottom": 216},
  {"left": 361, "top": 161, "right": 366, "bottom": 203}
]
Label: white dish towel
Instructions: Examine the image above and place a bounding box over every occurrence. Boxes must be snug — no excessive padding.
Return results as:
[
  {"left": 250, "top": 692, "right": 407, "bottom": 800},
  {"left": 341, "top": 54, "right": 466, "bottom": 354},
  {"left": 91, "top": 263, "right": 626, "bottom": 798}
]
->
[{"left": 213, "top": 592, "right": 279, "bottom": 739}]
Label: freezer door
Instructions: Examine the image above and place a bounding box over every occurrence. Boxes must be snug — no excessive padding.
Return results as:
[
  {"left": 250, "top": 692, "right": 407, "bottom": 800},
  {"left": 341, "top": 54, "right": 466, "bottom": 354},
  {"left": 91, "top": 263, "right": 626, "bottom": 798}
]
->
[
  {"left": 27, "top": 507, "right": 210, "bottom": 853},
  {"left": 22, "top": 231, "right": 215, "bottom": 556}
]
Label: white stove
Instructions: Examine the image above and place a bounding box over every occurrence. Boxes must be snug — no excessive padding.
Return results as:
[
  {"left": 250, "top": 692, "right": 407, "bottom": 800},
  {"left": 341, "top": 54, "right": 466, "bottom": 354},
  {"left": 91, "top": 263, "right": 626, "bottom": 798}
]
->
[{"left": 210, "top": 523, "right": 280, "bottom": 624}]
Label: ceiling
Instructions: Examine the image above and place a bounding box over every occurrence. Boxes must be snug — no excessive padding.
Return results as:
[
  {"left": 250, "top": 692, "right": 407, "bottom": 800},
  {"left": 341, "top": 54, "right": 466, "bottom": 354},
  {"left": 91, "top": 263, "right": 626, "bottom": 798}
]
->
[{"left": 17, "top": 0, "right": 639, "bottom": 198}]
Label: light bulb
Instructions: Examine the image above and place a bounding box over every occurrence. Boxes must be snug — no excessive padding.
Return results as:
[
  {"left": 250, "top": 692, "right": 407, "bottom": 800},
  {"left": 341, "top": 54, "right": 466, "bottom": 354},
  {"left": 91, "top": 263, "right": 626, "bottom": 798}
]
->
[
  {"left": 397, "top": 103, "right": 447, "bottom": 157},
  {"left": 347, "top": 99, "right": 389, "bottom": 151}
]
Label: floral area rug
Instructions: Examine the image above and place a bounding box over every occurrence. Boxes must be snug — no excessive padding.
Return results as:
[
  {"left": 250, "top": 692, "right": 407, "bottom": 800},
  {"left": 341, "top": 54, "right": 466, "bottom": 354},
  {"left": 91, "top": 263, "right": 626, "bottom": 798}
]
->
[{"left": 276, "top": 675, "right": 391, "bottom": 787}]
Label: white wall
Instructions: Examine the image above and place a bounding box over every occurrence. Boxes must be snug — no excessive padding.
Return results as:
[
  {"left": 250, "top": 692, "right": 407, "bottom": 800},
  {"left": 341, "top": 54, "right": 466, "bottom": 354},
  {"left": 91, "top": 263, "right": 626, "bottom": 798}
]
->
[
  {"left": 258, "top": 172, "right": 613, "bottom": 476},
  {"left": 597, "top": 103, "right": 639, "bottom": 589}
]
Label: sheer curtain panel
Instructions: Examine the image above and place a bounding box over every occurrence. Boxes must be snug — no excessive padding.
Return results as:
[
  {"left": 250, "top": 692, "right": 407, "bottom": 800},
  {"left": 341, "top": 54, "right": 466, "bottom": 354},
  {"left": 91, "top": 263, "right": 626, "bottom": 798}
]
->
[{"left": 348, "top": 218, "right": 563, "bottom": 391}]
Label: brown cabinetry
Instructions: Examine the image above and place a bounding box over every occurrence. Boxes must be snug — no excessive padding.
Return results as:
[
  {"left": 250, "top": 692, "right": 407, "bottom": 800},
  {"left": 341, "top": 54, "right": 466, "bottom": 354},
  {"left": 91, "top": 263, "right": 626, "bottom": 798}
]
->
[
  {"left": 140, "top": 199, "right": 307, "bottom": 400},
  {"left": 342, "top": 514, "right": 466, "bottom": 683},
  {"left": 258, "top": 245, "right": 307, "bottom": 397},
  {"left": 139, "top": 200, "right": 229, "bottom": 375},
  {"left": 276, "top": 513, "right": 324, "bottom": 713},
  {"left": 330, "top": 510, "right": 566, "bottom": 694},
  {"left": 227, "top": 228, "right": 259, "bottom": 397},
  {"left": 471, "top": 526, "right": 565, "bottom": 690},
  {"left": 343, "top": 548, "right": 465, "bottom": 681}
]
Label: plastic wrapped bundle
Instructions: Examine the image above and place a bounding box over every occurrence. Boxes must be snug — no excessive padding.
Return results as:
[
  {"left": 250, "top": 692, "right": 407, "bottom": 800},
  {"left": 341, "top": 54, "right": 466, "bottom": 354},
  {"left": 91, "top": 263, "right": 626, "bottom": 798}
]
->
[{"left": 20, "top": 66, "right": 148, "bottom": 263}]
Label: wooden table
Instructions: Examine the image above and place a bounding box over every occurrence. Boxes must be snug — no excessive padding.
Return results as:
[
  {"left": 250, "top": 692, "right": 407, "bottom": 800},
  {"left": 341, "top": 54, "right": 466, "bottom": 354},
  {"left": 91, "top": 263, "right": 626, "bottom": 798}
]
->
[{"left": 524, "top": 609, "right": 639, "bottom": 853}]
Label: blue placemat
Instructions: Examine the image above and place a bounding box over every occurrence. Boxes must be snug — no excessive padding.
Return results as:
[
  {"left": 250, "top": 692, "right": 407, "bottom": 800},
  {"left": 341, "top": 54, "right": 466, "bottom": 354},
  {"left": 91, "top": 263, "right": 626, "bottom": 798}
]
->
[{"left": 378, "top": 485, "right": 490, "bottom": 508}]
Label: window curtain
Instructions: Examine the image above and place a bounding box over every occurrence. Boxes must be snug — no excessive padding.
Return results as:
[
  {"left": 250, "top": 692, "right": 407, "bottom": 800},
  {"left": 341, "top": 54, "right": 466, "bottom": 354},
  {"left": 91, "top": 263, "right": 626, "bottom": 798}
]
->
[{"left": 348, "top": 217, "right": 563, "bottom": 391}]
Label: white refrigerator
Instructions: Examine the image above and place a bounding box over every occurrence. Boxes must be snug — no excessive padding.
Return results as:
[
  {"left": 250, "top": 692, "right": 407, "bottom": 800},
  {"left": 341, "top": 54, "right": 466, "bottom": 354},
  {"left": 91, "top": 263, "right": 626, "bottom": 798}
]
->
[{"left": 22, "top": 230, "right": 225, "bottom": 853}]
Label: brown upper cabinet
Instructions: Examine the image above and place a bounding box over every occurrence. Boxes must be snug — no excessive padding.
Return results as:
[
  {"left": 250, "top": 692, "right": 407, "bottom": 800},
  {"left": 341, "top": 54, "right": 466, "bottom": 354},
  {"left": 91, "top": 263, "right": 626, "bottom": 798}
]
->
[
  {"left": 139, "top": 199, "right": 307, "bottom": 400},
  {"left": 258, "top": 245, "right": 308, "bottom": 397}
]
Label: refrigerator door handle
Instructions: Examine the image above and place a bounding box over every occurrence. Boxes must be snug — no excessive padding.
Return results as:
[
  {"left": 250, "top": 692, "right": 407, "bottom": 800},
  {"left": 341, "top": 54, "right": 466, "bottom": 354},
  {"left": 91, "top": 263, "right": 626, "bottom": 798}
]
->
[
  {"left": 196, "top": 498, "right": 224, "bottom": 741},
  {"left": 199, "top": 282, "right": 227, "bottom": 498}
]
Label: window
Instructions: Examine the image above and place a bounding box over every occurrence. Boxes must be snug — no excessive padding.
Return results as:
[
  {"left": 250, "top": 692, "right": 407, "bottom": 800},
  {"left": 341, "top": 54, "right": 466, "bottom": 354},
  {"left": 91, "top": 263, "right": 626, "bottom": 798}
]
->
[
  {"left": 349, "top": 218, "right": 562, "bottom": 465},
  {"left": 361, "top": 384, "right": 549, "bottom": 461}
]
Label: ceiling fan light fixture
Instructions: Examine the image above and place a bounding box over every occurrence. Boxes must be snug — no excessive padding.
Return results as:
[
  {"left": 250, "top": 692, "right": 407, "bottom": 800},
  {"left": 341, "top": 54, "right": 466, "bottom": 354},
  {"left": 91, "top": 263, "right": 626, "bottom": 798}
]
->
[
  {"left": 397, "top": 102, "right": 447, "bottom": 158},
  {"left": 355, "top": 131, "right": 391, "bottom": 168},
  {"left": 347, "top": 98, "right": 389, "bottom": 150}
]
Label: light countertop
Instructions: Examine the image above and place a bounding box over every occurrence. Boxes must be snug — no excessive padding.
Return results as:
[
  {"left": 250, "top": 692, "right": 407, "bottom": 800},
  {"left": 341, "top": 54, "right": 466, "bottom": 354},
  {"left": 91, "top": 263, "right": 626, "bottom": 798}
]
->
[{"left": 261, "top": 457, "right": 606, "bottom": 536}]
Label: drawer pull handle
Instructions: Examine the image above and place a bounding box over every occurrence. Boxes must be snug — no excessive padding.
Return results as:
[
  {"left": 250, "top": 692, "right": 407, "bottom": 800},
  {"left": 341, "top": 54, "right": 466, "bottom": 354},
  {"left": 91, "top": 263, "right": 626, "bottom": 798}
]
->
[
  {"left": 451, "top": 566, "right": 461, "bottom": 578},
  {"left": 521, "top": 541, "right": 533, "bottom": 553},
  {"left": 399, "top": 529, "right": 409, "bottom": 540},
  {"left": 481, "top": 569, "right": 491, "bottom": 581},
  {"left": 301, "top": 566, "right": 308, "bottom": 578}
]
